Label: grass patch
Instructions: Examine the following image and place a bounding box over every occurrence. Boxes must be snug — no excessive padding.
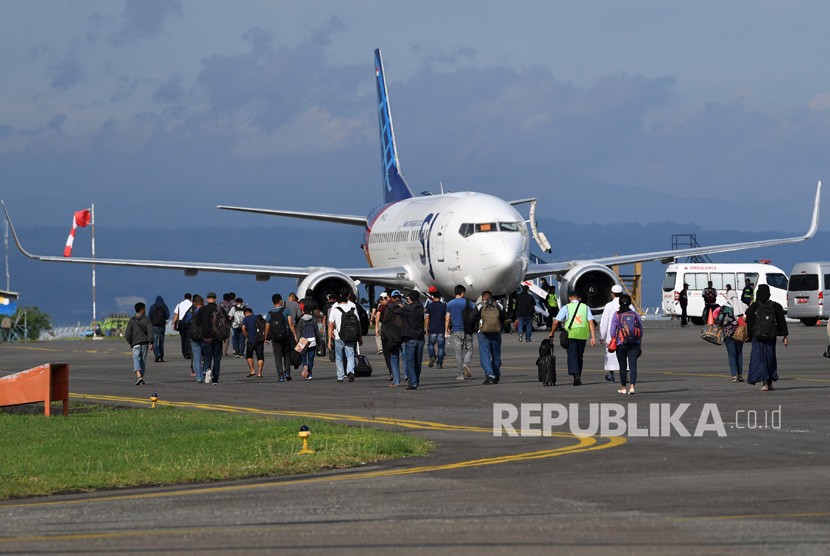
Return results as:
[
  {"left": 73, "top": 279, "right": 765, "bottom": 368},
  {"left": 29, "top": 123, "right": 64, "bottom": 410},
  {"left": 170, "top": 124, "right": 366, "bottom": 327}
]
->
[{"left": 0, "top": 403, "right": 432, "bottom": 499}]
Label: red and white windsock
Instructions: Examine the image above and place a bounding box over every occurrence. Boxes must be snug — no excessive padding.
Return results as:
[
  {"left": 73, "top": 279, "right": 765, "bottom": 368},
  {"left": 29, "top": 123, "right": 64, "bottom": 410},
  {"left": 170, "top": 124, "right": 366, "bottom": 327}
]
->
[{"left": 63, "top": 209, "right": 93, "bottom": 257}]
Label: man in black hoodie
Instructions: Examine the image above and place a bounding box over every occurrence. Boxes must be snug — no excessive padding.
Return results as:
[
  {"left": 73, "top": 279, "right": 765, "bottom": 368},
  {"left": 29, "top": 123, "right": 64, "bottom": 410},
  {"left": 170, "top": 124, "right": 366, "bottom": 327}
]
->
[
  {"left": 148, "top": 295, "right": 169, "bottom": 362},
  {"left": 389, "top": 291, "right": 425, "bottom": 390},
  {"left": 125, "top": 302, "right": 153, "bottom": 385},
  {"left": 195, "top": 292, "right": 226, "bottom": 384}
]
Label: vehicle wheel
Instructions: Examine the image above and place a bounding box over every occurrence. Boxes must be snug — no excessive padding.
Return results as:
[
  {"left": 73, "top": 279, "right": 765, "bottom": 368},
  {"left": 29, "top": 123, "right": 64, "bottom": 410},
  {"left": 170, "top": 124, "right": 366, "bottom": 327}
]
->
[
  {"left": 801, "top": 318, "right": 818, "bottom": 326},
  {"left": 690, "top": 317, "right": 704, "bottom": 326}
]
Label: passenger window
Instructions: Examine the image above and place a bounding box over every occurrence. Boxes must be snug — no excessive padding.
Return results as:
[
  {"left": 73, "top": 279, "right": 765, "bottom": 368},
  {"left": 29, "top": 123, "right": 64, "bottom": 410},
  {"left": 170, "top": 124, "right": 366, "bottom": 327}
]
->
[
  {"left": 766, "top": 273, "right": 789, "bottom": 290},
  {"left": 789, "top": 274, "right": 819, "bottom": 291},
  {"left": 684, "top": 273, "right": 708, "bottom": 290},
  {"left": 825, "top": 275, "right": 830, "bottom": 290},
  {"left": 710, "top": 273, "right": 734, "bottom": 290}
]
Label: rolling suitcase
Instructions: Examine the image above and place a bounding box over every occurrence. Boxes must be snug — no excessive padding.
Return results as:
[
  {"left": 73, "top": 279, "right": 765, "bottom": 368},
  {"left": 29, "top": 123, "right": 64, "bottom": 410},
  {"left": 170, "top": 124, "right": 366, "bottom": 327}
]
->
[
  {"left": 354, "top": 354, "right": 373, "bottom": 377},
  {"left": 537, "top": 339, "right": 556, "bottom": 386}
]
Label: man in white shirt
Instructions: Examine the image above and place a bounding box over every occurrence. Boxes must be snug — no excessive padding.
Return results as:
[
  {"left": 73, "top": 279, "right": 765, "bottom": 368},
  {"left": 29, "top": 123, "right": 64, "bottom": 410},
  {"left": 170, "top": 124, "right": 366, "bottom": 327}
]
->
[
  {"left": 327, "top": 291, "right": 360, "bottom": 382},
  {"left": 599, "top": 285, "right": 624, "bottom": 383},
  {"left": 171, "top": 293, "right": 193, "bottom": 360}
]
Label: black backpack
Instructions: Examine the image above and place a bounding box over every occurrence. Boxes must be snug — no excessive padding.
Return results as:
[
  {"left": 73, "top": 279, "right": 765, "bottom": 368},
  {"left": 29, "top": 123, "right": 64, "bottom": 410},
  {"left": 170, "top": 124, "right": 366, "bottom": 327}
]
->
[
  {"left": 752, "top": 301, "right": 777, "bottom": 341},
  {"left": 254, "top": 315, "right": 267, "bottom": 343},
  {"left": 187, "top": 307, "right": 202, "bottom": 341},
  {"left": 337, "top": 307, "right": 360, "bottom": 342},
  {"left": 381, "top": 306, "right": 403, "bottom": 347},
  {"left": 462, "top": 300, "right": 479, "bottom": 334},
  {"left": 150, "top": 305, "right": 165, "bottom": 326},
  {"left": 268, "top": 308, "right": 288, "bottom": 341},
  {"left": 210, "top": 308, "right": 230, "bottom": 341}
]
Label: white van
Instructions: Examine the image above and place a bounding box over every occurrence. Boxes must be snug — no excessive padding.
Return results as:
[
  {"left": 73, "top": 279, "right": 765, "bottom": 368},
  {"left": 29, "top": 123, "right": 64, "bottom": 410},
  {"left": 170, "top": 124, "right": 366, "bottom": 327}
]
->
[
  {"left": 662, "top": 263, "right": 789, "bottom": 324},
  {"left": 786, "top": 262, "right": 830, "bottom": 325}
]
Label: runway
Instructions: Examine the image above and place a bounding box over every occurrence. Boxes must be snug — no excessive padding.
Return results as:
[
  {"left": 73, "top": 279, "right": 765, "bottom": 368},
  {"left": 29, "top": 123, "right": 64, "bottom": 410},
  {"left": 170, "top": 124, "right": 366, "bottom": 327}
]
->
[{"left": 2, "top": 321, "right": 830, "bottom": 554}]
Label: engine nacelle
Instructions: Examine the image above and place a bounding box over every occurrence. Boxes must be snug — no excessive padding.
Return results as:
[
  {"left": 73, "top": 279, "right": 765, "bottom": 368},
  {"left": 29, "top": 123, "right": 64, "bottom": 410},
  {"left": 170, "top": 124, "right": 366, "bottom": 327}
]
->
[
  {"left": 296, "top": 269, "right": 358, "bottom": 308},
  {"left": 559, "top": 264, "right": 621, "bottom": 310}
]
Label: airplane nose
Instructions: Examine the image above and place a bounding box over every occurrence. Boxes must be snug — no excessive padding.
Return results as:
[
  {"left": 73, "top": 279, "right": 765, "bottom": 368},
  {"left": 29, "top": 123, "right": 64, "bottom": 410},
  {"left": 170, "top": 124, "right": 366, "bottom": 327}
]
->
[{"left": 480, "top": 234, "right": 526, "bottom": 291}]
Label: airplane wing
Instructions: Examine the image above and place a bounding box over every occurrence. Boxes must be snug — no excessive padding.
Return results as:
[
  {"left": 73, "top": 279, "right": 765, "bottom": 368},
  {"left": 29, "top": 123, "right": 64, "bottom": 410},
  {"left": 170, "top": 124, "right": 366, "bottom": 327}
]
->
[
  {"left": 0, "top": 201, "right": 411, "bottom": 287},
  {"left": 526, "top": 180, "right": 821, "bottom": 278},
  {"left": 217, "top": 205, "right": 367, "bottom": 227}
]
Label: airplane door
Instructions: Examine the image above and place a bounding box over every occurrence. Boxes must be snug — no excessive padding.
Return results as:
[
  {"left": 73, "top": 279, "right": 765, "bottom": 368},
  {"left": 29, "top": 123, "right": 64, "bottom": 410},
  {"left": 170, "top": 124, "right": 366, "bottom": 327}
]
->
[{"left": 435, "top": 212, "right": 453, "bottom": 262}]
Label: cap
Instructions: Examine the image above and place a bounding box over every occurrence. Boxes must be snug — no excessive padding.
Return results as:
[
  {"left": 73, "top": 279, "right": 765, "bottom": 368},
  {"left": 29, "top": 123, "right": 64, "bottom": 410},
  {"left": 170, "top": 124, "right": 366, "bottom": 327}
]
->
[
  {"left": 379, "top": 292, "right": 388, "bottom": 298},
  {"left": 391, "top": 289, "right": 402, "bottom": 297},
  {"left": 611, "top": 285, "right": 623, "bottom": 294},
  {"left": 207, "top": 291, "right": 217, "bottom": 299},
  {"left": 428, "top": 286, "right": 438, "bottom": 294}
]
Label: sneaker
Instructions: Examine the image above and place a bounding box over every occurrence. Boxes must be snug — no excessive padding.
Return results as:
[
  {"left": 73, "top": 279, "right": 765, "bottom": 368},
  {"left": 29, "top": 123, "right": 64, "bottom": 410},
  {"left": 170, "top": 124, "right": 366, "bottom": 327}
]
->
[
  {"left": 337, "top": 379, "right": 344, "bottom": 383},
  {"left": 277, "top": 376, "right": 286, "bottom": 383},
  {"left": 605, "top": 373, "right": 616, "bottom": 383},
  {"left": 306, "top": 375, "right": 313, "bottom": 380},
  {"left": 285, "top": 374, "right": 293, "bottom": 381},
  {"left": 406, "top": 384, "right": 418, "bottom": 390},
  {"left": 737, "top": 375, "right": 745, "bottom": 382},
  {"left": 135, "top": 377, "right": 142, "bottom": 385},
  {"left": 573, "top": 376, "right": 582, "bottom": 386},
  {"left": 493, "top": 376, "right": 500, "bottom": 384},
  {"left": 139, "top": 378, "right": 146, "bottom": 385},
  {"left": 518, "top": 336, "right": 523, "bottom": 342},
  {"left": 212, "top": 381, "right": 218, "bottom": 386},
  {"left": 348, "top": 373, "right": 355, "bottom": 382},
  {"left": 437, "top": 362, "right": 443, "bottom": 369},
  {"left": 428, "top": 356, "right": 435, "bottom": 368},
  {"left": 483, "top": 376, "right": 495, "bottom": 385},
  {"left": 463, "top": 365, "right": 472, "bottom": 378},
  {"left": 456, "top": 374, "right": 466, "bottom": 381}
]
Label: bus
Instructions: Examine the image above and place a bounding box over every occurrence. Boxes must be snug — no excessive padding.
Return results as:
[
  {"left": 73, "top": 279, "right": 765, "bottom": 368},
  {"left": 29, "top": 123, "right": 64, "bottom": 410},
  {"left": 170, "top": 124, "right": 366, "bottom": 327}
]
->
[{"left": 662, "top": 263, "right": 788, "bottom": 324}]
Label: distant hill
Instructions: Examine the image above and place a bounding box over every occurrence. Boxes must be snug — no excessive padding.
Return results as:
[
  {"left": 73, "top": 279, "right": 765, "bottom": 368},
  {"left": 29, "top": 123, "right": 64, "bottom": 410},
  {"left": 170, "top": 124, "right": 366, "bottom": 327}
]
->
[{"left": 5, "top": 220, "right": 826, "bottom": 325}]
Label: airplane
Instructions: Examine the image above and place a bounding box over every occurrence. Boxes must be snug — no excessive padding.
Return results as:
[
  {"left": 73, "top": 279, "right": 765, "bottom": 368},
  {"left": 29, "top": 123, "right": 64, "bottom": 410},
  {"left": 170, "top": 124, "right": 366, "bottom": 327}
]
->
[{"left": 0, "top": 49, "right": 823, "bottom": 310}]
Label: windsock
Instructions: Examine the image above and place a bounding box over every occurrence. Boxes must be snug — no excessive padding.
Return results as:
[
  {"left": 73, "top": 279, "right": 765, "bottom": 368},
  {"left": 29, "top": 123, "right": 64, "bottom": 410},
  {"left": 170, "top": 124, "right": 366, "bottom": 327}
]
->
[{"left": 63, "top": 209, "right": 92, "bottom": 257}]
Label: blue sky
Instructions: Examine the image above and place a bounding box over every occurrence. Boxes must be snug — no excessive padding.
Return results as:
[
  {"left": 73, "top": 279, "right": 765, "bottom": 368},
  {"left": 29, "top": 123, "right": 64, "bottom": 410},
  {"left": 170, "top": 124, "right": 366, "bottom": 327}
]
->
[{"left": 1, "top": 0, "right": 829, "bottom": 233}]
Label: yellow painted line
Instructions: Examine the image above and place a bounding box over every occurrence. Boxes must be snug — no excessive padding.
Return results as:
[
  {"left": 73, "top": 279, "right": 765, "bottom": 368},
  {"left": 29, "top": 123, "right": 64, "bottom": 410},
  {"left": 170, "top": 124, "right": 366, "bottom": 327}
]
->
[{"left": 674, "top": 511, "right": 830, "bottom": 522}]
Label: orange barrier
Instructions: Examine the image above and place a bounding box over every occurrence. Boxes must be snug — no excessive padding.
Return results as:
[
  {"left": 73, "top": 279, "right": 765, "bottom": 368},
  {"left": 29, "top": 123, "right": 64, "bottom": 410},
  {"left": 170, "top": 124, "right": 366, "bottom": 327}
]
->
[{"left": 0, "top": 363, "right": 69, "bottom": 416}]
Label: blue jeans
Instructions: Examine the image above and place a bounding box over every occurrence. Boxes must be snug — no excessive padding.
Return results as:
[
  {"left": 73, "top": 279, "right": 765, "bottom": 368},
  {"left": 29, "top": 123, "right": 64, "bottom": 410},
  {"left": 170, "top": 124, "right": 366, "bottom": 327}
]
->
[
  {"left": 302, "top": 345, "right": 316, "bottom": 373},
  {"left": 478, "top": 332, "right": 502, "bottom": 379},
  {"left": 152, "top": 326, "right": 165, "bottom": 360},
  {"left": 566, "top": 338, "right": 587, "bottom": 376},
  {"left": 404, "top": 338, "right": 425, "bottom": 386},
  {"left": 385, "top": 344, "right": 402, "bottom": 385},
  {"left": 428, "top": 333, "right": 445, "bottom": 365},
  {"left": 724, "top": 337, "right": 744, "bottom": 377},
  {"left": 616, "top": 343, "right": 640, "bottom": 386},
  {"left": 202, "top": 339, "right": 223, "bottom": 382},
  {"left": 335, "top": 339, "right": 356, "bottom": 380},
  {"left": 232, "top": 327, "right": 244, "bottom": 355},
  {"left": 132, "top": 344, "right": 149, "bottom": 376},
  {"left": 518, "top": 316, "right": 533, "bottom": 341},
  {"left": 191, "top": 339, "right": 204, "bottom": 381}
]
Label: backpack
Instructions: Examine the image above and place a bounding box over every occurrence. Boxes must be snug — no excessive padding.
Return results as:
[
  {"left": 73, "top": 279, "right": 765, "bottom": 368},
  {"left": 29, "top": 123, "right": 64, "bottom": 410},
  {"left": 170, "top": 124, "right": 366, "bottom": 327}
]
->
[
  {"left": 187, "top": 307, "right": 202, "bottom": 341},
  {"left": 703, "top": 288, "right": 717, "bottom": 304},
  {"left": 150, "top": 305, "right": 165, "bottom": 326},
  {"left": 752, "top": 301, "right": 777, "bottom": 341},
  {"left": 381, "top": 306, "right": 403, "bottom": 347},
  {"left": 268, "top": 308, "right": 288, "bottom": 341},
  {"left": 539, "top": 337, "right": 552, "bottom": 357},
  {"left": 356, "top": 303, "right": 370, "bottom": 336},
  {"left": 478, "top": 300, "right": 501, "bottom": 334},
  {"left": 337, "top": 307, "right": 360, "bottom": 343},
  {"left": 462, "top": 300, "right": 479, "bottom": 334},
  {"left": 254, "top": 315, "right": 267, "bottom": 343},
  {"left": 210, "top": 307, "right": 230, "bottom": 341},
  {"left": 615, "top": 311, "right": 642, "bottom": 345}
]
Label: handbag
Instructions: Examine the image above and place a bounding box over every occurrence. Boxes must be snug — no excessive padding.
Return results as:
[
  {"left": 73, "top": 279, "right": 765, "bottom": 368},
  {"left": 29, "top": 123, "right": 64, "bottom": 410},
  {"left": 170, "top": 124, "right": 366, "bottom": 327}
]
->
[
  {"left": 701, "top": 323, "right": 724, "bottom": 345},
  {"left": 732, "top": 323, "right": 749, "bottom": 343},
  {"left": 607, "top": 336, "right": 617, "bottom": 353}
]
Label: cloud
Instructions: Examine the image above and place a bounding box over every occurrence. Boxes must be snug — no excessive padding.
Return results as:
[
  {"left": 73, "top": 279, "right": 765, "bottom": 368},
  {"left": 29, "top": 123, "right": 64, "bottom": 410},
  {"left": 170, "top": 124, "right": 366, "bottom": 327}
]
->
[
  {"left": 808, "top": 93, "right": 830, "bottom": 111},
  {"left": 49, "top": 55, "right": 84, "bottom": 90},
  {"left": 114, "top": 0, "right": 182, "bottom": 44},
  {"left": 153, "top": 75, "right": 184, "bottom": 104}
]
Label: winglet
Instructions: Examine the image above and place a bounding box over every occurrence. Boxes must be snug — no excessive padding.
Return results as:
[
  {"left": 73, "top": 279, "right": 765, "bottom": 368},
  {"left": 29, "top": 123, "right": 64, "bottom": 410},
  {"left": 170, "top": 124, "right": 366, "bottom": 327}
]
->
[
  {"left": 804, "top": 180, "right": 821, "bottom": 239},
  {"left": 1, "top": 201, "right": 38, "bottom": 260}
]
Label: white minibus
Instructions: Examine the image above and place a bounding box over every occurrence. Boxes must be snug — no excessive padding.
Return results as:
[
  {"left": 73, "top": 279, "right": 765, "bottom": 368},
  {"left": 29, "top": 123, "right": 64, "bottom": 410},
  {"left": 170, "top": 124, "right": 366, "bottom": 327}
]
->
[{"left": 787, "top": 262, "right": 830, "bottom": 325}]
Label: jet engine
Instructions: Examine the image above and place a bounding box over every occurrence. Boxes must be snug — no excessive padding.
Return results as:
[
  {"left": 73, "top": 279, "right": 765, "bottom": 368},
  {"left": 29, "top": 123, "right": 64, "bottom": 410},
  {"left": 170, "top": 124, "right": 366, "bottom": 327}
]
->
[
  {"left": 297, "top": 269, "right": 358, "bottom": 307},
  {"left": 558, "top": 264, "right": 621, "bottom": 310}
]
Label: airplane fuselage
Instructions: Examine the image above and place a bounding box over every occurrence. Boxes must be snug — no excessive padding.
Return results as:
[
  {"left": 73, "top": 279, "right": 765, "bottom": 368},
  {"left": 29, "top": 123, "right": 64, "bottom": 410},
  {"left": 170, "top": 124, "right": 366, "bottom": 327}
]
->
[{"left": 363, "top": 192, "right": 529, "bottom": 299}]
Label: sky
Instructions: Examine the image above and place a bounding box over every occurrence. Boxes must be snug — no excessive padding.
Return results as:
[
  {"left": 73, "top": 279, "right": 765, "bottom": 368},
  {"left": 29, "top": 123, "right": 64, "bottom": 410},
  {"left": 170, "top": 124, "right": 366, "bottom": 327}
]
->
[{"left": 2, "top": 0, "right": 830, "bottom": 237}]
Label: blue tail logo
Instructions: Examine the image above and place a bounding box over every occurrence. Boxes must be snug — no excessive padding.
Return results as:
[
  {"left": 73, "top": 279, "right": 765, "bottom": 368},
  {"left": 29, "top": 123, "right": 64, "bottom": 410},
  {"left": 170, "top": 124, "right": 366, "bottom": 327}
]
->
[{"left": 375, "top": 49, "right": 413, "bottom": 205}]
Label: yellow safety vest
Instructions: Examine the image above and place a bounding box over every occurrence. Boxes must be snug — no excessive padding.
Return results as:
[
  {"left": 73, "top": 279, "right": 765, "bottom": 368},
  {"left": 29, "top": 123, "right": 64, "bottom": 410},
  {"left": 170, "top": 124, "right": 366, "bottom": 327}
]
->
[{"left": 563, "top": 301, "right": 589, "bottom": 340}]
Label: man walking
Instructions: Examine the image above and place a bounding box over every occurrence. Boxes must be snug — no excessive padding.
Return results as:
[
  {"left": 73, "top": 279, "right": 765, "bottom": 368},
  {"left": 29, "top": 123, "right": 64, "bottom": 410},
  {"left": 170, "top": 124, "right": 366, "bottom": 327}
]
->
[
  {"left": 599, "top": 285, "right": 625, "bottom": 382},
  {"left": 702, "top": 281, "right": 718, "bottom": 323},
  {"left": 374, "top": 292, "right": 388, "bottom": 354},
  {"left": 172, "top": 293, "right": 193, "bottom": 360},
  {"left": 125, "top": 302, "right": 153, "bottom": 385},
  {"left": 185, "top": 295, "right": 204, "bottom": 382},
  {"left": 328, "top": 291, "right": 362, "bottom": 382},
  {"left": 147, "top": 295, "right": 169, "bottom": 362},
  {"left": 515, "top": 284, "right": 535, "bottom": 342},
  {"left": 424, "top": 286, "right": 447, "bottom": 368},
  {"left": 195, "top": 292, "right": 227, "bottom": 384},
  {"left": 445, "top": 285, "right": 474, "bottom": 381},
  {"left": 381, "top": 291, "right": 404, "bottom": 385},
  {"left": 242, "top": 307, "right": 265, "bottom": 378},
  {"left": 678, "top": 283, "right": 689, "bottom": 326},
  {"left": 264, "top": 294, "right": 298, "bottom": 382},
  {"left": 388, "top": 291, "right": 425, "bottom": 389},
  {"left": 229, "top": 297, "right": 246, "bottom": 357},
  {"left": 550, "top": 290, "right": 596, "bottom": 386},
  {"left": 478, "top": 291, "right": 506, "bottom": 385}
]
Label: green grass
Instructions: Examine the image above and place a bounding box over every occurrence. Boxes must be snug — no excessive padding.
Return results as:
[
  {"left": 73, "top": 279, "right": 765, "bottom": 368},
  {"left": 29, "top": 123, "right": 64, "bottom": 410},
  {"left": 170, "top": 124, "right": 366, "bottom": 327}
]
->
[{"left": 0, "top": 403, "right": 432, "bottom": 499}]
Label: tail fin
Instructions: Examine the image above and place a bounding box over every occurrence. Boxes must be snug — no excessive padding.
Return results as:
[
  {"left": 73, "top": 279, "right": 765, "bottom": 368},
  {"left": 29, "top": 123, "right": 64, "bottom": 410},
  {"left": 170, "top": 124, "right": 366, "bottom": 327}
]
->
[{"left": 375, "top": 48, "right": 413, "bottom": 204}]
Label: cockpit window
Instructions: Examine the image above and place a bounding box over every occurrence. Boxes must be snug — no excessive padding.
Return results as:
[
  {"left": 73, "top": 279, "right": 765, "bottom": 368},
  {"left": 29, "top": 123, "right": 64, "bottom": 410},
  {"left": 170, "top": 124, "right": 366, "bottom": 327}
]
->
[{"left": 459, "top": 222, "right": 522, "bottom": 237}]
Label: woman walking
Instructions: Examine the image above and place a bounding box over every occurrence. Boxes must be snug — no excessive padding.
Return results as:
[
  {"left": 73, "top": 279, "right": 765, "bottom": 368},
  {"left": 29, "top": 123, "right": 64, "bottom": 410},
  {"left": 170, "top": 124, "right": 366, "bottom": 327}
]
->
[
  {"left": 608, "top": 294, "right": 643, "bottom": 395},
  {"left": 715, "top": 304, "right": 744, "bottom": 382},
  {"left": 746, "top": 284, "right": 788, "bottom": 391}
]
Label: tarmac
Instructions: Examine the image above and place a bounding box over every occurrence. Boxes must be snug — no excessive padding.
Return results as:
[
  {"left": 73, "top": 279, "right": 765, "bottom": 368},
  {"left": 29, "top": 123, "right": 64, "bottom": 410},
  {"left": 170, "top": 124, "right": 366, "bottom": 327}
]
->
[{"left": 1, "top": 320, "right": 830, "bottom": 555}]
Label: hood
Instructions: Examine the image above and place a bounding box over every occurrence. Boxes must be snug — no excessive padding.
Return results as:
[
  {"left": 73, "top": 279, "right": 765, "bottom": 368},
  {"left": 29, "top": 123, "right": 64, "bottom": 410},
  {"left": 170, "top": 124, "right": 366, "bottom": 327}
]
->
[{"left": 153, "top": 295, "right": 165, "bottom": 307}]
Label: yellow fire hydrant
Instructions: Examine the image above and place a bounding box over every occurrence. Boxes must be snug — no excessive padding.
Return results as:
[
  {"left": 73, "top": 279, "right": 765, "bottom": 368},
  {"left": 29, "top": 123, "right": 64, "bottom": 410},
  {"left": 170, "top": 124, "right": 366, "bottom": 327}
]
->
[
  {"left": 298, "top": 425, "right": 314, "bottom": 454},
  {"left": 150, "top": 393, "right": 158, "bottom": 409}
]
